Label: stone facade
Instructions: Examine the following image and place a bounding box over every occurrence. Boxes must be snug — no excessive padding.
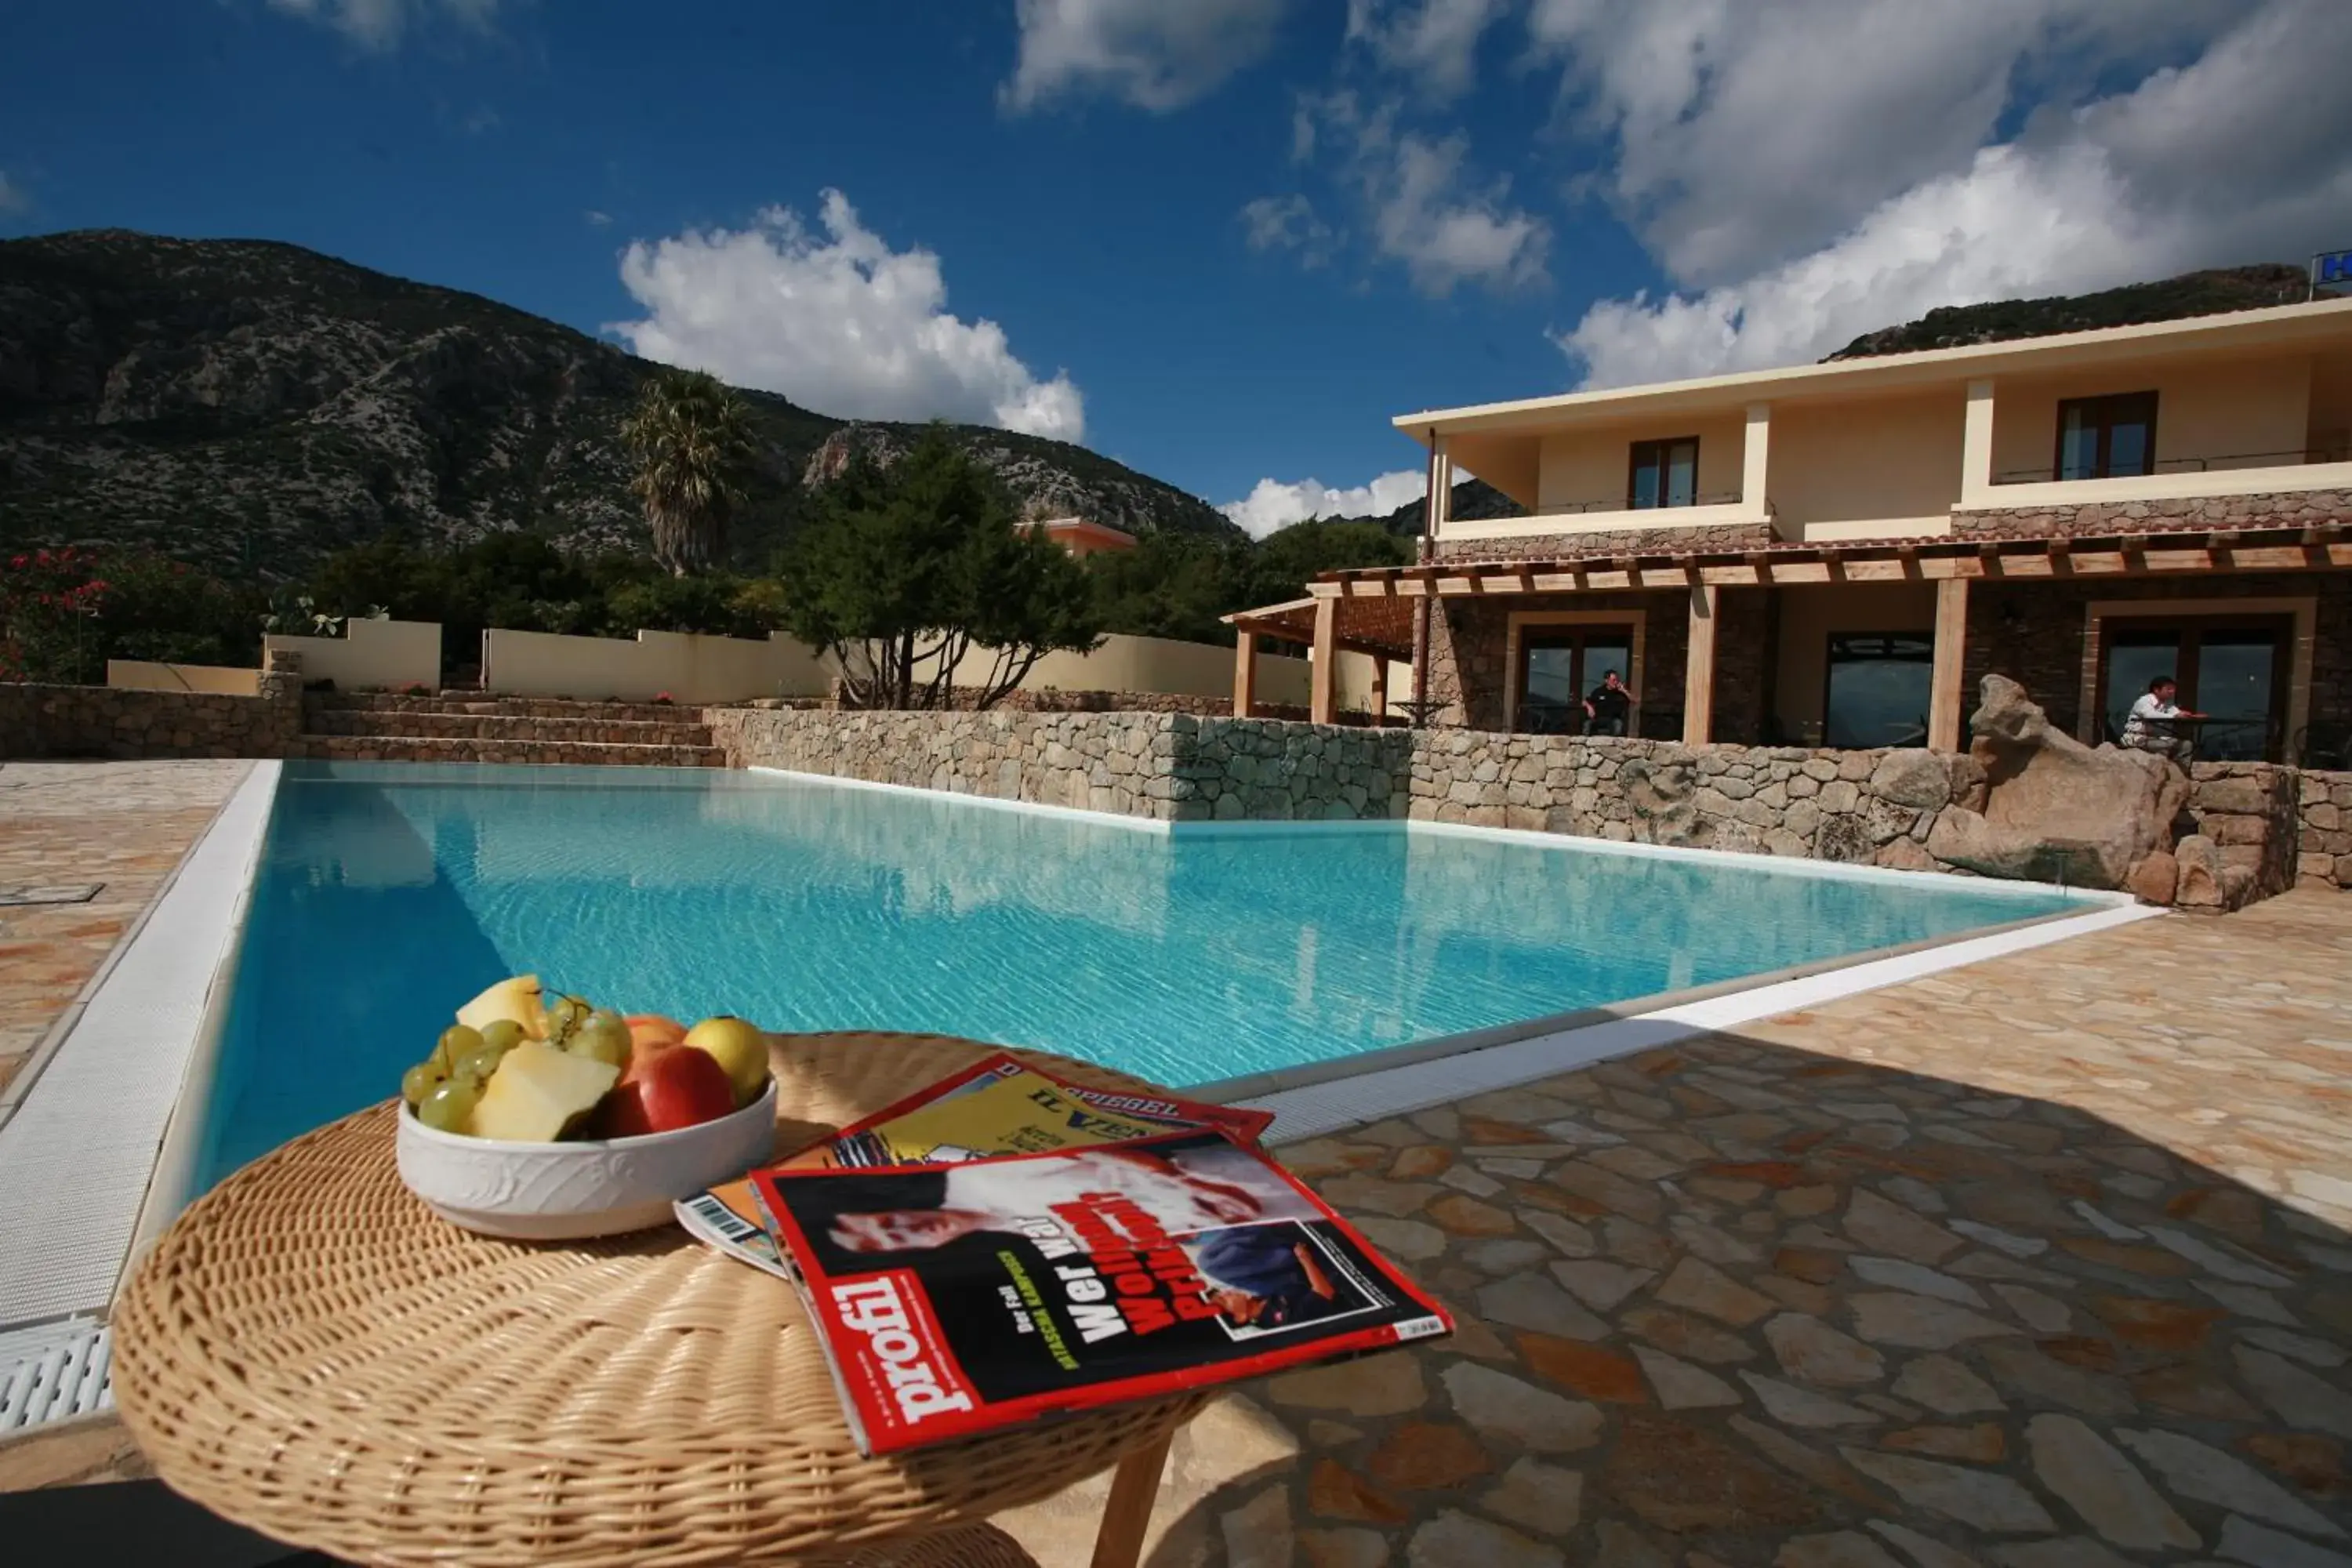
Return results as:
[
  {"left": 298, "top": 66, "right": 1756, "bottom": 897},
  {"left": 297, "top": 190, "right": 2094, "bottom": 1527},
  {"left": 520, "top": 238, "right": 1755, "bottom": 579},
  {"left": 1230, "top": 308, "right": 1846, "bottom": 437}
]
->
[
  {"left": 1964, "top": 572, "right": 2352, "bottom": 740},
  {"left": 1434, "top": 522, "right": 1773, "bottom": 560},
  {"left": 1953, "top": 486, "right": 2352, "bottom": 541},
  {"left": 0, "top": 676, "right": 303, "bottom": 759},
  {"left": 2299, "top": 768, "right": 2352, "bottom": 890}
]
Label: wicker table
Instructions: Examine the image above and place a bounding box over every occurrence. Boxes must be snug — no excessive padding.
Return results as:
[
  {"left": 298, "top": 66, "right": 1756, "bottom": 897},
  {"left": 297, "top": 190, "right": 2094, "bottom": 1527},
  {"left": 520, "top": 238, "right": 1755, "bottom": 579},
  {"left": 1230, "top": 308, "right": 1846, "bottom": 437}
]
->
[{"left": 113, "top": 1032, "right": 1211, "bottom": 1568}]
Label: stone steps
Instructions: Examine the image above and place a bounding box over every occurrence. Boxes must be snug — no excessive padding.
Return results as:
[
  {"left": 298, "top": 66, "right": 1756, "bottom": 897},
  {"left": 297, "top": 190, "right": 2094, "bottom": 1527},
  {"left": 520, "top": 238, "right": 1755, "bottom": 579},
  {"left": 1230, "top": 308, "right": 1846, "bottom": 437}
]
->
[
  {"left": 290, "top": 735, "right": 726, "bottom": 768},
  {"left": 310, "top": 692, "right": 699, "bottom": 725},
  {"left": 303, "top": 709, "right": 716, "bottom": 746}
]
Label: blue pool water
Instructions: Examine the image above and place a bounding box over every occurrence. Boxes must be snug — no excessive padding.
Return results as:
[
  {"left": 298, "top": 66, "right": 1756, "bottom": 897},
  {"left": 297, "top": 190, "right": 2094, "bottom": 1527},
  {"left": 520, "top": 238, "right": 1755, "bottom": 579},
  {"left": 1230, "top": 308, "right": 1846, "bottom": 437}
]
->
[{"left": 191, "top": 762, "right": 2082, "bottom": 1189}]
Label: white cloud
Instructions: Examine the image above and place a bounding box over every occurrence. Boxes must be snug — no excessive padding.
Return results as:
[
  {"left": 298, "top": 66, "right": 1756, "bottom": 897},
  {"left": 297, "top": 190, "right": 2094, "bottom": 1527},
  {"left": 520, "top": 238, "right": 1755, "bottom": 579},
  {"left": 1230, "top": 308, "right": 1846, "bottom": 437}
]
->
[
  {"left": 0, "top": 172, "right": 25, "bottom": 214},
  {"left": 1553, "top": 0, "right": 2352, "bottom": 386},
  {"left": 1239, "top": 194, "right": 1334, "bottom": 265},
  {"left": 264, "top": 0, "right": 499, "bottom": 50},
  {"left": 1002, "top": 0, "right": 1290, "bottom": 113},
  {"left": 1345, "top": 0, "right": 1510, "bottom": 100},
  {"left": 1220, "top": 468, "right": 1427, "bottom": 538},
  {"left": 583, "top": 209, "right": 612, "bottom": 227},
  {"left": 609, "top": 191, "right": 1086, "bottom": 443},
  {"left": 1301, "top": 93, "right": 1548, "bottom": 296}
]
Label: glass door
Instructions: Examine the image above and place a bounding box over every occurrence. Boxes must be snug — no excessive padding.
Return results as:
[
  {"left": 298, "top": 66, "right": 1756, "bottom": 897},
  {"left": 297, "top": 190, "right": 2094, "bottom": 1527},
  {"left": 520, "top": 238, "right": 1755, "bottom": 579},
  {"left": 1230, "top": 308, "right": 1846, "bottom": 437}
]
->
[
  {"left": 2099, "top": 617, "right": 2287, "bottom": 760},
  {"left": 1824, "top": 633, "right": 1932, "bottom": 749},
  {"left": 1517, "top": 627, "right": 1635, "bottom": 735}
]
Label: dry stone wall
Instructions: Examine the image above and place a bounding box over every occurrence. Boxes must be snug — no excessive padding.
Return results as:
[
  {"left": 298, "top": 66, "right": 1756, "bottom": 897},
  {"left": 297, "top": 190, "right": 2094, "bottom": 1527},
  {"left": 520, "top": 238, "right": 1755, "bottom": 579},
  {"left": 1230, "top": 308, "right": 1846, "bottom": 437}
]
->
[
  {"left": 0, "top": 676, "right": 303, "bottom": 759},
  {"left": 2299, "top": 768, "right": 2352, "bottom": 891},
  {"left": 1954, "top": 488, "right": 2352, "bottom": 541}
]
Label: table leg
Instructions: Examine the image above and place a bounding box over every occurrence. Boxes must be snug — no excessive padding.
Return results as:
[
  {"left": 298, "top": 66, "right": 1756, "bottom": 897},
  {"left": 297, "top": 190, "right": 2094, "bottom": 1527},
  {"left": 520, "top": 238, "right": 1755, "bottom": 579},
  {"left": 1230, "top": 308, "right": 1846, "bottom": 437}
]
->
[{"left": 1086, "top": 1432, "right": 1173, "bottom": 1568}]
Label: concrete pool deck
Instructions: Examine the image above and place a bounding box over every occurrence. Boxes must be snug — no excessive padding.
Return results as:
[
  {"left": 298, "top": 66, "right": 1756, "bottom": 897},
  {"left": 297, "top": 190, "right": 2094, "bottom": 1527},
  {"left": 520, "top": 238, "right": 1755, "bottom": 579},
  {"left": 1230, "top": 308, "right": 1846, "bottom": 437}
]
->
[{"left": 4, "top": 763, "right": 2350, "bottom": 1566}]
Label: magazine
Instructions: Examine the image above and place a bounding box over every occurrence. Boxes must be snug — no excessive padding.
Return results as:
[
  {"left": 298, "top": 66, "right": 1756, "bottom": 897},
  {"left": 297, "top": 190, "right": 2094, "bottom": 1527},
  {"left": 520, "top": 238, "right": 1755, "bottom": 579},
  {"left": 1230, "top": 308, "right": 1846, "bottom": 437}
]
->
[
  {"left": 674, "top": 1053, "right": 1275, "bottom": 1277},
  {"left": 752, "top": 1128, "right": 1452, "bottom": 1455}
]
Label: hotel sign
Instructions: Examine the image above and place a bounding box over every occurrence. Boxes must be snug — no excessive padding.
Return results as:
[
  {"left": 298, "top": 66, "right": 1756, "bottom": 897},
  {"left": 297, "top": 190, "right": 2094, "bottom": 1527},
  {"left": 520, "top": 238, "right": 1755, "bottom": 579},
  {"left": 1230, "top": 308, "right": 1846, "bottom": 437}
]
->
[{"left": 2315, "top": 248, "right": 2352, "bottom": 292}]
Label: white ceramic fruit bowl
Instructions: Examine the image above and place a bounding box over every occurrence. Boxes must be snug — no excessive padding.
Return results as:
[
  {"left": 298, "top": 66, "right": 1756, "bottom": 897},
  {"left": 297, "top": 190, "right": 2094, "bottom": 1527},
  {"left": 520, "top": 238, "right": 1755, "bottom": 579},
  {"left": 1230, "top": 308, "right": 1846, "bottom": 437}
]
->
[{"left": 396, "top": 1079, "right": 778, "bottom": 1240}]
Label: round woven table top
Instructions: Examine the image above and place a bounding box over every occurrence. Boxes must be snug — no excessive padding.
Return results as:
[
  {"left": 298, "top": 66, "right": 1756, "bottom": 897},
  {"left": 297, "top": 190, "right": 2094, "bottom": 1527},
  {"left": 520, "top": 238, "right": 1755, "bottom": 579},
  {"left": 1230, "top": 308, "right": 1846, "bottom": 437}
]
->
[{"left": 112, "top": 1032, "right": 1212, "bottom": 1568}]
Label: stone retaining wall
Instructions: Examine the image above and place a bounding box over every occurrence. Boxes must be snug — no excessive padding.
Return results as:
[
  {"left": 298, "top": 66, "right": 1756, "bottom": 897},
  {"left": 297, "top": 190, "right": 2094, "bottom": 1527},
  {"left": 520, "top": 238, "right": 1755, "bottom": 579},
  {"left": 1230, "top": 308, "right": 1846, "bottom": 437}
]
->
[
  {"left": 2300, "top": 768, "right": 2352, "bottom": 891},
  {"left": 2176, "top": 763, "right": 2303, "bottom": 912},
  {"left": 0, "top": 677, "right": 303, "bottom": 759},
  {"left": 714, "top": 707, "right": 2347, "bottom": 911},
  {"left": 1954, "top": 488, "right": 2352, "bottom": 541}
]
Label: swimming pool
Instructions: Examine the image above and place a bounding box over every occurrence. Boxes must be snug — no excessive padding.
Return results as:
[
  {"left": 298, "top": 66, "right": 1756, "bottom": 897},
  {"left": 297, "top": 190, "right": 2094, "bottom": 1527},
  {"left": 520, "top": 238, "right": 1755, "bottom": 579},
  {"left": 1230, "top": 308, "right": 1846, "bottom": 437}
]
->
[{"left": 188, "top": 761, "right": 2085, "bottom": 1189}]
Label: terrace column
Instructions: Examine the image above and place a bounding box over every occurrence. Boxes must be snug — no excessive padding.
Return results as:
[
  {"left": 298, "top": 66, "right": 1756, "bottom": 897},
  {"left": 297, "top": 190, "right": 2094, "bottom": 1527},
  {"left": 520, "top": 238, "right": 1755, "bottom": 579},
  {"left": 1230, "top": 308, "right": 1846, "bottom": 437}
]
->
[
  {"left": 1743, "top": 402, "right": 1773, "bottom": 533},
  {"left": 1682, "top": 583, "right": 1718, "bottom": 746},
  {"left": 1961, "top": 379, "right": 1996, "bottom": 505},
  {"left": 1929, "top": 577, "right": 1969, "bottom": 751},
  {"left": 1232, "top": 628, "right": 1258, "bottom": 720},
  {"left": 1310, "top": 594, "right": 1339, "bottom": 726}
]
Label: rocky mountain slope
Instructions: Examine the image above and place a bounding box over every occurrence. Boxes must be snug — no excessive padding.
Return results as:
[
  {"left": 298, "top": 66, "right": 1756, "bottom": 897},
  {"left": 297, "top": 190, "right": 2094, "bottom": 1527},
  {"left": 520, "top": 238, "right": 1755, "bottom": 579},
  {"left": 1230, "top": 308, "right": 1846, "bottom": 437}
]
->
[
  {"left": 0, "top": 230, "right": 1236, "bottom": 577},
  {"left": 1827, "top": 263, "right": 2325, "bottom": 360}
]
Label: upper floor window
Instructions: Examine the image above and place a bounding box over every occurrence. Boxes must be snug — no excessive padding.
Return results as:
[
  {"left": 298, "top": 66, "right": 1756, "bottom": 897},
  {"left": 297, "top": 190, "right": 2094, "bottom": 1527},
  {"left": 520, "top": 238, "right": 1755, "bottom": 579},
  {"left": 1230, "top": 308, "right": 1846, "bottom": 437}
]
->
[
  {"left": 1629, "top": 436, "right": 1700, "bottom": 508},
  {"left": 2056, "top": 391, "right": 2158, "bottom": 481}
]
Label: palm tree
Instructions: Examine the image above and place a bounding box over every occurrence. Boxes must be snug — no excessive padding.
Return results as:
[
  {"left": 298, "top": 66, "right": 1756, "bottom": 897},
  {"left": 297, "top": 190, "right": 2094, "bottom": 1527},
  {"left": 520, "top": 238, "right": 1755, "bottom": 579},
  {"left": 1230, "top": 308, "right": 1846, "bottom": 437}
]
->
[{"left": 620, "top": 370, "right": 757, "bottom": 575}]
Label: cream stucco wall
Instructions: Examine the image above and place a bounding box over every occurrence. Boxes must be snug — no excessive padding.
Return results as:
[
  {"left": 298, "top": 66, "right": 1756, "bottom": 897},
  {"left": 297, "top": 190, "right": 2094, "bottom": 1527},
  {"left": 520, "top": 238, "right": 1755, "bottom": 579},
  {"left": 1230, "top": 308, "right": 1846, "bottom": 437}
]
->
[
  {"left": 1770, "top": 583, "right": 1939, "bottom": 743},
  {"left": 263, "top": 617, "right": 442, "bottom": 691},
  {"left": 2309, "top": 350, "right": 2352, "bottom": 455},
  {"left": 1988, "top": 353, "right": 2314, "bottom": 482},
  {"left": 1769, "top": 391, "right": 1965, "bottom": 539},
  {"left": 1535, "top": 408, "right": 1747, "bottom": 511},
  {"left": 106, "top": 660, "right": 262, "bottom": 696},
  {"left": 483, "top": 629, "right": 835, "bottom": 703}
]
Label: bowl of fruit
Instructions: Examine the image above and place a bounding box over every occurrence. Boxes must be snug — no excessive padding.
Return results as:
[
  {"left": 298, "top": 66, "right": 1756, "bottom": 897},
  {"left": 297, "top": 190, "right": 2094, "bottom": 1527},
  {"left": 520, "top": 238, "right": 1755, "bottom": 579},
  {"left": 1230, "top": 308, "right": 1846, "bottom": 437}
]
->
[{"left": 394, "top": 975, "right": 779, "bottom": 1240}]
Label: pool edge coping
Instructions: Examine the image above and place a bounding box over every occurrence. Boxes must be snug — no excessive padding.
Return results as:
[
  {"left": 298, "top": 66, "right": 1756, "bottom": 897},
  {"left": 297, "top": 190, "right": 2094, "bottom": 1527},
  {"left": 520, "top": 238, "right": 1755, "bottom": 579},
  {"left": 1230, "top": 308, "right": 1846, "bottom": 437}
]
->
[
  {"left": 1243, "top": 897, "right": 2168, "bottom": 1147},
  {"left": 0, "top": 760, "right": 282, "bottom": 1335}
]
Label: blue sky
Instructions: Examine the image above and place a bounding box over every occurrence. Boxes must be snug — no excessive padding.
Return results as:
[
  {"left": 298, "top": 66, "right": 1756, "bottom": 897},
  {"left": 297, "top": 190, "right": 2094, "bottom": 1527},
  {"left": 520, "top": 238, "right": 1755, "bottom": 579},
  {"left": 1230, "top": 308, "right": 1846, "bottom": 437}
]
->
[{"left": 4, "top": 1, "right": 2348, "bottom": 534}]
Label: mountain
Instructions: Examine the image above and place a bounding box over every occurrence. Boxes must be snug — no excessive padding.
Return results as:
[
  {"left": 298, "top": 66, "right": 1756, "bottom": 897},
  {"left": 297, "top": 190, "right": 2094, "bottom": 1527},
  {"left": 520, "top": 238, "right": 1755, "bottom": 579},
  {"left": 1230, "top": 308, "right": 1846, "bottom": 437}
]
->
[
  {"left": 1825, "top": 263, "right": 2327, "bottom": 361},
  {"left": 1318, "top": 476, "right": 1523, "bottom": 539},
  {"left": 0, "top": 230, "right": 1238, "bottom": 579}
]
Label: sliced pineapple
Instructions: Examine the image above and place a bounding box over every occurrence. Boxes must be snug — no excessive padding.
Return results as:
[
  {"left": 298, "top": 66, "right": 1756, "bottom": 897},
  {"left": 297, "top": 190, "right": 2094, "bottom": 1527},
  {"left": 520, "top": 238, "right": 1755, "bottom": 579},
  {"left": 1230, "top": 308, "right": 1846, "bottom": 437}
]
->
[
  {"left": 456, "top": 974, "right": 546, "bottom": 1040},
  {"left": 466, "top": 1042, "right": 620, "bottom": 1142}
]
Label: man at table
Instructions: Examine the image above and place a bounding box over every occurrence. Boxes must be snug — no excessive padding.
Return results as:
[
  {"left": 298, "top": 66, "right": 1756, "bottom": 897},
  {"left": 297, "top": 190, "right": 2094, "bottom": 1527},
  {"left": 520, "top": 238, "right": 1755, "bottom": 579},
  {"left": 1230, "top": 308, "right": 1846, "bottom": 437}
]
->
[
  {"left": 1191, "top": 1224, "right": 1345, "bottom": 1331},
  {"left": 1584, "top": 670, "right": 1635, "bottom": 736},
  {"left": 2120, "top": 675, "right": 2204, "bottom": 762}
]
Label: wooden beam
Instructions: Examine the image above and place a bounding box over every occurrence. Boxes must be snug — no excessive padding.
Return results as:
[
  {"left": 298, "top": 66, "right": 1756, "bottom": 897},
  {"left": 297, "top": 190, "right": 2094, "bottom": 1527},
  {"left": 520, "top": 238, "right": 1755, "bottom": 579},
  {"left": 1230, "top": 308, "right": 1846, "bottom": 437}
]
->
[
  {"left": 1368, "top": 655, "right": 1390, "bottom": 721},
  {"left": 1309, "top": 593, "right": 1338, "bottom": 726},
  {"left": 1232, "top": 628, "right": 1257, "bottom": 720},
  {"left": 1683, "top": 583, "right": 1718, "bottom": 746},
  {"left": 1929, "top": 577, "right": 1968, "bottom": 753}
]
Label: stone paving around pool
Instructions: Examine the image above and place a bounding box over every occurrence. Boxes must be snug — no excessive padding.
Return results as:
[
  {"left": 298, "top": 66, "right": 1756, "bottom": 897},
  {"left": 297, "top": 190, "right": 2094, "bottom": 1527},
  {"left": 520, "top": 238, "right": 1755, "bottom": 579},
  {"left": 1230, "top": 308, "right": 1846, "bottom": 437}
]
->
[
  {"left": 0, "top": 760, "right": 246, "bottom": 1116},
  {"left": 992, "top": 890, "right": 2352, "bottom": 1566}
]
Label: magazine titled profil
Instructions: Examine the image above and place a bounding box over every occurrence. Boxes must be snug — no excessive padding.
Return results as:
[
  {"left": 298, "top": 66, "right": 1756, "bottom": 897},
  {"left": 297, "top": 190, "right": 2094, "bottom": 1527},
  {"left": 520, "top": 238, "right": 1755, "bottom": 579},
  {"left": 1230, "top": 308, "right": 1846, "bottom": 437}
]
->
[
  {"left": 753, "top": 1128, "right": 1451, "bottom": 1455},
  {"left": 675, "top": 1053, "right": 1275, "bottom": 1277}
]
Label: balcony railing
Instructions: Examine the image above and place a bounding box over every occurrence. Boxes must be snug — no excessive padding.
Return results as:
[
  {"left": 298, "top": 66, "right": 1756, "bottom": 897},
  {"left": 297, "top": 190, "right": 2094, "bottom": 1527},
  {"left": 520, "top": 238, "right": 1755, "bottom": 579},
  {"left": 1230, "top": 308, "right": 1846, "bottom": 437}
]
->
[
  {"left": 1541, "top": 490, "right": 1748, "bottom": 514},
  {"left": 1994, "top": 439, "right": 2350, "bottom": 485}
]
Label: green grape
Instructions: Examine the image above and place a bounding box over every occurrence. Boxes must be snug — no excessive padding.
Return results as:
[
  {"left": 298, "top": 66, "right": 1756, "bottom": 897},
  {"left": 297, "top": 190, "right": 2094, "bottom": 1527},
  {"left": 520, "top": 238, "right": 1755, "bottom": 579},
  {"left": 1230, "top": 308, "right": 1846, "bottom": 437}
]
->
[
  {"left": 477, "top": 1018, "right": 525, "bottom": 1054},
  {"left": 432, "top": 1023, "right": 484, "bottom": 1073},
  {"left": 541, "top": 995, "right": 589, "bottom": 1045},
  {"left": 401, "top": 1061, "right": 446, "bottom": 1109},
  {"left": 569, "top": 1011, "right": 632, "bottom": 1069},
  {"left": 417, "top": 1076, "right": 481, "bottom": 1134},
  {"left": 456, "top": 1043, "right": 513, "bottom": 1083}
]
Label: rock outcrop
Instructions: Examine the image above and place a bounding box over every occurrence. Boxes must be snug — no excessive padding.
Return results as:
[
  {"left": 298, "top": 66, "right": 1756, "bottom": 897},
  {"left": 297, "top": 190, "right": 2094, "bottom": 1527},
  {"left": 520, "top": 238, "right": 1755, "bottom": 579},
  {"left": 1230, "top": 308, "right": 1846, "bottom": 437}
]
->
[{"left": 1924, "top": 675, "right": 2188, "bottom": 889}]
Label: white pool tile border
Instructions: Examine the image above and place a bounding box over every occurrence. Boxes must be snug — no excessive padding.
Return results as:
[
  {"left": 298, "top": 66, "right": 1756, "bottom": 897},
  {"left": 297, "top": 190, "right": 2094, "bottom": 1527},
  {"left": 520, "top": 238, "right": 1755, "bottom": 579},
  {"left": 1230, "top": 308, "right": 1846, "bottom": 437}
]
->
[
  {"left": 0, "top": 761, "right": 281, "bottom": 1329},
  {"left": 1250, "top": 898, "right": 2168, "bottom": 1147}
]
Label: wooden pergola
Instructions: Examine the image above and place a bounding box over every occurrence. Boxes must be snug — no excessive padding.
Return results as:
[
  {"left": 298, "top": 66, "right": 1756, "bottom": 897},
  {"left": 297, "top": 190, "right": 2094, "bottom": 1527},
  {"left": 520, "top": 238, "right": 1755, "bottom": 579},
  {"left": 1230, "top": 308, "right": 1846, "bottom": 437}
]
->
[
  {"left": 1228, "top": 519, "right": 2352, "bottom": 746},
  {"left": 1221, "top": 595, "right": 1417, "bottom": 724}
]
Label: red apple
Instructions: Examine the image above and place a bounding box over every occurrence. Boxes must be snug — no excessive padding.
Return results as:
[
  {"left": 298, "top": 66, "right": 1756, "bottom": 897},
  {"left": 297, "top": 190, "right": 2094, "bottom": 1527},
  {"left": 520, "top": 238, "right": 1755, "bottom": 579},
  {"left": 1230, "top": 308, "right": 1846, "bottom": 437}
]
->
[
  {"left": 625, "top": 1014, "right": 688, "bottom": 1052},
  {"left": 601, "top": 1043, "right": 738, "bottom": 1138}
]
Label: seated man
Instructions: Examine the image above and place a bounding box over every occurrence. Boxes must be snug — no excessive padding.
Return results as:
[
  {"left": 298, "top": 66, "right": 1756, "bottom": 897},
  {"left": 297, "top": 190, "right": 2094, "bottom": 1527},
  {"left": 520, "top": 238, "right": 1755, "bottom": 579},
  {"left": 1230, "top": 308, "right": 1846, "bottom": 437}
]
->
[
  {"left": 1192, "top": 1224, "right": 1344, "bottom": 1330},
  {"left": 2119, "top": 675, "right": 2203, "bottom": 762},
  {"left": 1583, "top": 669, "right": 1636, "bottom": 736}
]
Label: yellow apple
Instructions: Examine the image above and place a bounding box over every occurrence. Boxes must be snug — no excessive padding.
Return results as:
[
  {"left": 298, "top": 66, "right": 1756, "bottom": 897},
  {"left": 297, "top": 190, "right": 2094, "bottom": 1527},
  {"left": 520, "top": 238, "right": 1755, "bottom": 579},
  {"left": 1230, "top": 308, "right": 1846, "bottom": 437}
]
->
[
  {"left": 466, "top": 1041, "right": 619, "bottom": 1142},
  {"left": 456, "top": 975, "right": 546, "bottom": 1040},
  {"left": 683, "top": 1015, "right": 770, "bottom": 1106}
]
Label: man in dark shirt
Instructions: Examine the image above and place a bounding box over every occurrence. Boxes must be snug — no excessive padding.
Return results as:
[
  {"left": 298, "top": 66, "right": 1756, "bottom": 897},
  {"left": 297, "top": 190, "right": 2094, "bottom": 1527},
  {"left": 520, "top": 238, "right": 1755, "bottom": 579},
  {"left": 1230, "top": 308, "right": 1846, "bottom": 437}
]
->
[{"left": 1584, "top": 670, "right": 1635, "bottom": 735}]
